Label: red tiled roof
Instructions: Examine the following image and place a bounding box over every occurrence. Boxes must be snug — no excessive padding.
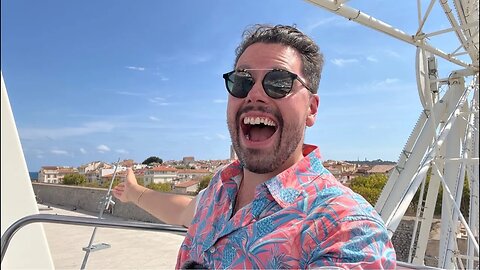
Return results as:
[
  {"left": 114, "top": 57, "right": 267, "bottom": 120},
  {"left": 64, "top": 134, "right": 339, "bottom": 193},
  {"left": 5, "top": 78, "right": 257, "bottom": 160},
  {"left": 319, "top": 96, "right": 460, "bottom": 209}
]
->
[
  {"left": 177, "top": 169, "right": 210, "bottom": 174},
  {"left": 149, "top": 166, "right": 177, "bottom": 172},
  {"left": 41, "top": 166, "right": 58, "bottom": 170},
  {"left": 175, "top": 179, "right": 200, "bottom": 188},
  {"left": 367, "top": 165, "right": 395, "bottom": 174}
]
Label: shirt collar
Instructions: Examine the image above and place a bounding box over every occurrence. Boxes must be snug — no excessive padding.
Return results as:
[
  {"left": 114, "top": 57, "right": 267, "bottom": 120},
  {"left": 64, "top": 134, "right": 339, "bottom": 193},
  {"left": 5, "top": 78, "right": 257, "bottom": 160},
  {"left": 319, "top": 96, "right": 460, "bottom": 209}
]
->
[
  {"left": 220, "top": 144, "right": 329, "bottom": 208},
  {"left": 264, "top": 144, "right": 327, "bottom": 208}
]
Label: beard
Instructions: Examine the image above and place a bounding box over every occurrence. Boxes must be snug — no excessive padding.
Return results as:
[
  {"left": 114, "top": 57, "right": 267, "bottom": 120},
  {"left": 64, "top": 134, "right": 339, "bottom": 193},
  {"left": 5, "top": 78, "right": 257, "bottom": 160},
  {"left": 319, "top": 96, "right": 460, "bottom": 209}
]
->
[{"left": 227, "top": 105, "right": 304, "bottom": 174}]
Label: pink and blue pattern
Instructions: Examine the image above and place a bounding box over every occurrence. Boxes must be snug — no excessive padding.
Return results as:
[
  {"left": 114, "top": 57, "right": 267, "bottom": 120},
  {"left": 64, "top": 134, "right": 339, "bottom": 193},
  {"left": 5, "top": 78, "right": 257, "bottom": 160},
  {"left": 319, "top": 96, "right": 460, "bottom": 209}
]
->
[{"left": 177, "top": 144, "right": 396, "bottom": 269}]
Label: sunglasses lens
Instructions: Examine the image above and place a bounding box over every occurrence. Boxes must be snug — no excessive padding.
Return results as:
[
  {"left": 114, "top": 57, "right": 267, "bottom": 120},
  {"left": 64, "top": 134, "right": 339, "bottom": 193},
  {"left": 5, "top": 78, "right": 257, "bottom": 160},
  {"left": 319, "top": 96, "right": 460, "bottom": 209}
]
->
[
  {"left": 227, "top": 72, "right": 254, "bottom": 98},
  {"left": 263, "top": 70, "right": 294, "bottom": 99}
]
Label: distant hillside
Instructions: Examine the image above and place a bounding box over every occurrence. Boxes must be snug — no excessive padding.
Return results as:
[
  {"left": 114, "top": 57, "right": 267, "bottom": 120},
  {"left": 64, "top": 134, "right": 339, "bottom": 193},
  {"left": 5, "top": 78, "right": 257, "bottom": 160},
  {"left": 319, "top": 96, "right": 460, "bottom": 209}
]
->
[{"left": 345, "top": 159, "right": 396, "bottom": 166}]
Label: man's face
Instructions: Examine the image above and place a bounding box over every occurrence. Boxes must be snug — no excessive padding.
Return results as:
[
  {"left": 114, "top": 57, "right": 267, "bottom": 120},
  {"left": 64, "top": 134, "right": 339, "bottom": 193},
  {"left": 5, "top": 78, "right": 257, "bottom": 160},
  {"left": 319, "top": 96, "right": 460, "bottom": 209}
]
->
[{"left": 227, "top": 42, "right": 319, "bottom": 174}]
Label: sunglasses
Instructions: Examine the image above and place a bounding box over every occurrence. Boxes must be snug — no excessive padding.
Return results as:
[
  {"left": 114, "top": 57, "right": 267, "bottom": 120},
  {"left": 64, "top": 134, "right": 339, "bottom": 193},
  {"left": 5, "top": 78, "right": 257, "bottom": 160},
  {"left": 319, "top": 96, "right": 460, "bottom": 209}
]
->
[{"left": 222, "top": 69, "right": 311, "bottom": 99}]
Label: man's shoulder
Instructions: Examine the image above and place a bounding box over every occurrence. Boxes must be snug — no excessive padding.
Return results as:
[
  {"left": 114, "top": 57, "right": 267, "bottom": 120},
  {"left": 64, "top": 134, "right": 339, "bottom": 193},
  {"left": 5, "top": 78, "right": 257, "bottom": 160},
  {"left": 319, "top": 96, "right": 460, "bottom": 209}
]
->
[{"left": 302, "top": 177, "right": 381, "bottom": 222}]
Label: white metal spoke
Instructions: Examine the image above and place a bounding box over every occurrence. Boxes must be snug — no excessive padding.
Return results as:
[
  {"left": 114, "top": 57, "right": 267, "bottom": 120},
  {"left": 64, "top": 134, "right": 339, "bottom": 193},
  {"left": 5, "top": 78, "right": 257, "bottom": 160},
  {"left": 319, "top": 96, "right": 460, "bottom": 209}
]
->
[
  {"left": 431, "top": 162, "right": 479, "bottom": 253},
  {"left": 305, "top": 0, "right": 479, "bottom": 267}
]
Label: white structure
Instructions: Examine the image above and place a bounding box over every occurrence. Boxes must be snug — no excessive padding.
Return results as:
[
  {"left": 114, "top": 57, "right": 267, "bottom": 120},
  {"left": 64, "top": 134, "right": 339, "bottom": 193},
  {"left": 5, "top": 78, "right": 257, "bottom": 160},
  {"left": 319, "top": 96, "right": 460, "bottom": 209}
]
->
[
  {"left": 38, "top": 166, "right": 78, "bottom": 184},
  {"left": 78, "top": 161, "right": 103, "bottom": 174},
  {"left": 143, "top": 166, "right": 178, "bottom": 185},
  {"left": 133, "top": 163, "right": 148, "bottom": 170},
  {"left": 1, "top": 72, "right": 54, "bottom": 268},
  {"left": 307, "top": 1, "right": 479, "bottom": 269},
  {"left": 100, "top": 166, "right": 127, "bottom": 178},
  {"left": 177, "top": 169, "right": 211, "bottom": 181},
  {"left": 174, "top": 179, "right": 201, "bottom": 194}
]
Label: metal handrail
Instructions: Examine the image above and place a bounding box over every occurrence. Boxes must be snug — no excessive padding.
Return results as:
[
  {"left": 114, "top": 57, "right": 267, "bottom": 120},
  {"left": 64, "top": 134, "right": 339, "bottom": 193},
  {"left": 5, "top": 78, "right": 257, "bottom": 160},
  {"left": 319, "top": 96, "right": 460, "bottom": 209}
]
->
[
  {"left": 396, "top": 261, "right": 444, "bottom": 270},
  {"left": 1, "top": 214, "right": 187, "bottom": 263}
]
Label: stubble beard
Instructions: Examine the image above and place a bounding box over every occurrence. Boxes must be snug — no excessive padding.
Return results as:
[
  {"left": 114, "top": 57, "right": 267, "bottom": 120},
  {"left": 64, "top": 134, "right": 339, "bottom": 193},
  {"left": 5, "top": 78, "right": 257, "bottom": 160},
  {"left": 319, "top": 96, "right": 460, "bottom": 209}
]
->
[{"left": 227, "top": 113, "right": 304, "bottom": 174}]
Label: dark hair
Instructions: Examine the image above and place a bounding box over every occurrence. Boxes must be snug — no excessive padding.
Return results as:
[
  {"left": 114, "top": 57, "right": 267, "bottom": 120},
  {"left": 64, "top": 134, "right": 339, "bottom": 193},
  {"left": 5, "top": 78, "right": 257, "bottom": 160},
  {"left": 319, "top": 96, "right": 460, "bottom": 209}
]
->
[{"left": 234, "top": 24, "right": 324, "bottom": 94}]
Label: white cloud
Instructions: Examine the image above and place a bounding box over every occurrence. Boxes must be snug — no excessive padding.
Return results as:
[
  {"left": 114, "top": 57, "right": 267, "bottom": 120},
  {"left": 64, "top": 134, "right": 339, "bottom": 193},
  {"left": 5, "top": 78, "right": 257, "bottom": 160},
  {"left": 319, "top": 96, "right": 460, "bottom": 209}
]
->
[
  {"left": 320, "top": 77, "right": 408, "bottom": 97},
  {"left": 216, "top": 133, "right": 227, "bottom": 140},
  {"left": 97, "top": 144, "right": 111, "bottom": 153},
  {"left": 79, "top": 148, "right": 87, "bottom": 154},
  {"left": 366, "top": 56, "right": 378, "bottom": 62},
  {"left": 148, "top": 97, "right": 170, "bottom": 106},
  {"left": 51, "top": 149, "right": 69, "bottom": 155},
  {"left": 149, "top": 116, "right": 160, "bottom": 121},
  {"left": 149, "top": 97, "right": 166, "bottom": 104},
  {"left": 331, "top": 58, "right": 359, "bottom": 67},
  {"left": 125, "top": 66, "right": 146, "bottom": 71},
  {"left": 305, "top": 17, "right": 354, "bottom": 32},
  {"left": 116, "top": 91, "right": 144, "bottom": 96},
  {"left": 374, "top": 78, "right": 400, "bottom": 87},
  {"left": 153, "top": 72, "right": 169, "bottom": 81},
  {"left": 20, "top": 121, "right": 115, "bottom": 140},
  {"left": 116, "top": 149, "right": 128, "bottom": 154},
  {"left": 213, "top": 99, "right": 227, "bottom": 103},
  {"left": 385, "top": 49, "right": 401, "bottom": 58},
  {"left": 191, "top": 54, "right": 211, "bottom": 64}
]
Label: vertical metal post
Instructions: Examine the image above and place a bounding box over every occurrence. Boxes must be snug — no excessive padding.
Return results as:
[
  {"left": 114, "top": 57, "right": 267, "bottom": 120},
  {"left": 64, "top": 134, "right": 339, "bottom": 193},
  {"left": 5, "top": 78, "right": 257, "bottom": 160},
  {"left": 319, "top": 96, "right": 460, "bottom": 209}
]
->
[{"left": 80, "top": 158, "right": 121, "bottom": 270}]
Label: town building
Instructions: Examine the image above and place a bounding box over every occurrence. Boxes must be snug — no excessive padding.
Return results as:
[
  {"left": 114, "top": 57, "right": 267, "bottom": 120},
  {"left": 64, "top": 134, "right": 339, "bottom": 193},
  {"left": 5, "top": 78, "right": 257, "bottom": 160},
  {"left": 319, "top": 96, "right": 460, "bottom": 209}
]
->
[
  {"left": 38, "top": 166, "right": 78, "bottom": 184},
  {"left": 143, "top": 166, "right": 178, "bottom": 185},
  {"left": 173, "top": 179, "right": 200, "bottom": 194},
  {"left": 177, "top": 169, "right": 211, "bottom": 182},
  {"left": 182, "top": 156, "right": 195, "bottom": 165},
  {"left": 366, "top": 164, "right": 396, "bottom": 175},
  {"left": 100, "top": 170, "right": 128, "bottom": 186}
]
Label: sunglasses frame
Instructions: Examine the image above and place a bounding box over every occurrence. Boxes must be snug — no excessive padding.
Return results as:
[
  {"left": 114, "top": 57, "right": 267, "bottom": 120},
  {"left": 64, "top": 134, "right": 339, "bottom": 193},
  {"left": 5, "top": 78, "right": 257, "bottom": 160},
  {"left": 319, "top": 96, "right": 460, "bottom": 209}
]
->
[{"left": 222, "top": 69, "right": 311, "bottom": 99}]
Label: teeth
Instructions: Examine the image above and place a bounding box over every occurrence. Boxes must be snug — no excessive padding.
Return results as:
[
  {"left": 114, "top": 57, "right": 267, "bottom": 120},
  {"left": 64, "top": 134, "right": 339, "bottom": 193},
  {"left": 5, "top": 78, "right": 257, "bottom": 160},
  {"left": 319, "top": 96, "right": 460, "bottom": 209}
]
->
[{"left": 243, "top": 117, "right": 276, "bottom": 126}]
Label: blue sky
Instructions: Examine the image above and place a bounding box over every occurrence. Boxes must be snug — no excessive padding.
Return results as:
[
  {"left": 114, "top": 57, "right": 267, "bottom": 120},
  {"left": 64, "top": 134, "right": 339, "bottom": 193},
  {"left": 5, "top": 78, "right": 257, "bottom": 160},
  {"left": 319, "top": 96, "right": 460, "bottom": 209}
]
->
[{"left": 2, "top": 1, "right": 461, "bottom": 171}]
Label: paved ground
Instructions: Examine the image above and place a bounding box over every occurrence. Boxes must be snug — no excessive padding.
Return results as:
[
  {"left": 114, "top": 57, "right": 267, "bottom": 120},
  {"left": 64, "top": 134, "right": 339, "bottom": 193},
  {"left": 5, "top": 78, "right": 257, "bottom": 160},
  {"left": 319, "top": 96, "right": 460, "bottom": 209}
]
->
[{"left": 38, "top": 204, "right": 184, "bottom": 270}]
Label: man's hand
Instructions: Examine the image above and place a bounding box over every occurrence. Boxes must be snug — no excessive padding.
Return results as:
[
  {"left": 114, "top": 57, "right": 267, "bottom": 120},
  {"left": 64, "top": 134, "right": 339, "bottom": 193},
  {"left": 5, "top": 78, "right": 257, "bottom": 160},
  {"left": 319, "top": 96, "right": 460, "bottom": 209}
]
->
[
  {"left": 112, "top": 168, "right": 143, "bottom": 203},
  {"left": 112, "top": 167, "right": 195, "bottom": 226}
]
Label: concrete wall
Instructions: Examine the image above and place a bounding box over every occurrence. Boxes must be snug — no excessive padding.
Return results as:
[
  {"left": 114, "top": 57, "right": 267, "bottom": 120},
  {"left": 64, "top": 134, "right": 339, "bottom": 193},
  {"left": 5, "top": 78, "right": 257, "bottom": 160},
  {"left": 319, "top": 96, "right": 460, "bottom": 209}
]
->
[{"left": 32, "top": 183, "right": 180, "bottom": 223}]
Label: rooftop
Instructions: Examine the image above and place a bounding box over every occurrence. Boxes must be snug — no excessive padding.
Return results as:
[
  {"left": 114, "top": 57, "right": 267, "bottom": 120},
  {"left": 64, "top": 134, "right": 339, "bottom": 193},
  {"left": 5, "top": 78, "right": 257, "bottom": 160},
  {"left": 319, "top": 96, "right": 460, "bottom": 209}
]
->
[{"left": 37, "top": 203, "right": 184, "bottom": 269}]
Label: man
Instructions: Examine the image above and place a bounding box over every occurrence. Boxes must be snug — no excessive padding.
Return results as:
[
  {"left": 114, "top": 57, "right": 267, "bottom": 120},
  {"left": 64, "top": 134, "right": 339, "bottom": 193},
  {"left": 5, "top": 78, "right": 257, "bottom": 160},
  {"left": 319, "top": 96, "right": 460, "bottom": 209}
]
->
[{"left": 113, "top": 24, "right": 396, "bottom": 269}]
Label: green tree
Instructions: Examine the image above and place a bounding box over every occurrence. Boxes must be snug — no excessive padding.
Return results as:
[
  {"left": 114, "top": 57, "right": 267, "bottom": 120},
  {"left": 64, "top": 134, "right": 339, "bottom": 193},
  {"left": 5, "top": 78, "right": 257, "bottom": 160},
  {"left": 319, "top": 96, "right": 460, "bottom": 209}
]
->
[
  {"left": 62, "top": 174, "right": 86, "bottom": 185},
  {"left": 101, "top": 178, "right": 121, "bottom": 189},
  {"left": 142, "top": 156, "right": 163, "bottom": 165},
  {"left": 349, "top": 174, "right": 387, "bottom": 205},
  {"left": 197, "top": 175, "right": 213, "bottom": 194},
  {"left": 147, "top": 182, "right": 171, "bottom": 192},
  {"left": 410, "top": 168, "right": 471, "bottom": 218}
]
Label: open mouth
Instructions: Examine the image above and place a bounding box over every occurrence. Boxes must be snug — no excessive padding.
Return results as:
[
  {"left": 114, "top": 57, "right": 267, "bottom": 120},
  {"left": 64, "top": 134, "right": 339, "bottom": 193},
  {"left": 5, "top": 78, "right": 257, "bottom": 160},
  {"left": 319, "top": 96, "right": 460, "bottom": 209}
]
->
[{"left": 241, "top": 116, "right": 278, "bottom": 142}]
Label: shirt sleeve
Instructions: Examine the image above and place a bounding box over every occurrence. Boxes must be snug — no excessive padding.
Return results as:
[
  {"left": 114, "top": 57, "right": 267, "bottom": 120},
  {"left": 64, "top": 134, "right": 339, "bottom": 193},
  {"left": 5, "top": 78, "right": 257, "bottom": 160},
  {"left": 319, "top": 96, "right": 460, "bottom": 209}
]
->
[{"left": 306, "top": 216, "right": 397, "bottom": 269}]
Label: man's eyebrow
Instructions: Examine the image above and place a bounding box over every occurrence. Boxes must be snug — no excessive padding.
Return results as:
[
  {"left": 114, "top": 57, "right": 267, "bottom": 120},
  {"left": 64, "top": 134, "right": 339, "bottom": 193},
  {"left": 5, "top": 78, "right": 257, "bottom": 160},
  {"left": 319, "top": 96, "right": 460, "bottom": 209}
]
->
[{"left": 235, "top": 65, "right": 251, "bottom": 70}]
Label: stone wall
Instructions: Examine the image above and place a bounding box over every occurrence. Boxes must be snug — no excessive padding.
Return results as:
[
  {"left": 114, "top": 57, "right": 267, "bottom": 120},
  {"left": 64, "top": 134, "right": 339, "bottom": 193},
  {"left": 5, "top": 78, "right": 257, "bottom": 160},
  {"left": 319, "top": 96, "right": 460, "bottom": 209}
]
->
[{"left": 32, "top": 183, "right": 183, "bottom": 223}]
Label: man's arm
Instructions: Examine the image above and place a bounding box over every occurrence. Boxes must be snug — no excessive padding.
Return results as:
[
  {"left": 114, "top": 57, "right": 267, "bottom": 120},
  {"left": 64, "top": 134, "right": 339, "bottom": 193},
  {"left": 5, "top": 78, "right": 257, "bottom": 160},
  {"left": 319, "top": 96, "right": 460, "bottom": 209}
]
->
[
  {"left": 112, "top": 168, "right": 196, "bottom": 227},
  {"left": 306, "top": 217, "right": 397, "bottom": 269}
]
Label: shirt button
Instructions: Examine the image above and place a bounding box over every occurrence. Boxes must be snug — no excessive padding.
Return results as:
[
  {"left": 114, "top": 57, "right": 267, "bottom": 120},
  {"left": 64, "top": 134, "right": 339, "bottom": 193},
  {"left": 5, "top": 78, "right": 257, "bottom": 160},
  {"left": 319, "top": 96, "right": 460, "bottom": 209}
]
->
[{"left": 209, "top": 247, "right": 216, "bottom": 253}]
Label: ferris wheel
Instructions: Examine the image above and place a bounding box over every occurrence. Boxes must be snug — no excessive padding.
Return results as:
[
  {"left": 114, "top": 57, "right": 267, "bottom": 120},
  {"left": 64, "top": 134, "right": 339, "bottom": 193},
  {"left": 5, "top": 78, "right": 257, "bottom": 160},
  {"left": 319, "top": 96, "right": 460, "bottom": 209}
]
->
[{"left": 306, "top": 0, "right": 479, "bottom": 269}]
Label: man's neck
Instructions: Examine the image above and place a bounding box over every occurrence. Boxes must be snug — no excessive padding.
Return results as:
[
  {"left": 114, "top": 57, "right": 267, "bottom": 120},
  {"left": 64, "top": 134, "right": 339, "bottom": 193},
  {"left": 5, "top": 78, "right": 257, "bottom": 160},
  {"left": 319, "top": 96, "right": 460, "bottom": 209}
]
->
[{"left": 234, "top": 147, "right": 305, "bottom": 213}]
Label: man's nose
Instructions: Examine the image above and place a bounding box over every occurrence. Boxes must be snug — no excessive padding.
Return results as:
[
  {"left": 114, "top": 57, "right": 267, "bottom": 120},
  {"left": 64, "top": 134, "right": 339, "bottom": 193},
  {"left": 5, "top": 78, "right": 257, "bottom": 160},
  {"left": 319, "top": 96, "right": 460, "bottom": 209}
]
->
[{"left": 245, "top": 80, "right": 268, "bottom": 104}]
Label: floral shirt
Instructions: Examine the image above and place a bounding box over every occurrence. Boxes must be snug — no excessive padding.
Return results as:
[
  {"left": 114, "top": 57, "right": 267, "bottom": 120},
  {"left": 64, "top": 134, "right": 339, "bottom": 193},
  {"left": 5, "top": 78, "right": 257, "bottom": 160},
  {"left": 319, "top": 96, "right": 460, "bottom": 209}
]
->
[{"left": 177, "top": 144, "right": 396, "bottom": 269}]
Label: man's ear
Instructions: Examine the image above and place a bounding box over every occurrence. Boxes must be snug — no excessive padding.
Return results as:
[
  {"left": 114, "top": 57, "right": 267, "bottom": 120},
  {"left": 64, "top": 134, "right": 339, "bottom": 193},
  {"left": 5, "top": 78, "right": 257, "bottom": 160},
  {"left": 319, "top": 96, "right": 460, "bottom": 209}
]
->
[{"left": 306, "top": 94, "right": 319, "bottom": 127}]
